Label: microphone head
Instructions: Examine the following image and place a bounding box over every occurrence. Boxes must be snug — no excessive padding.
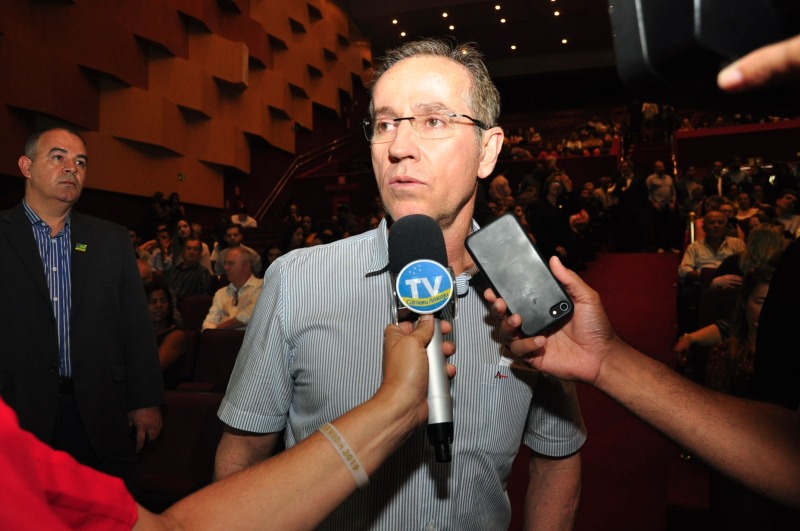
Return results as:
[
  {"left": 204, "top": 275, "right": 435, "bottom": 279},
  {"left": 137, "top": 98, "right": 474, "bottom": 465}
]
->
[
  {"left": 388, "top": 214, "right": 448, "bottom": 273},
  {"left": 388, "top": 215, "right": 453, "bottom": 315}
]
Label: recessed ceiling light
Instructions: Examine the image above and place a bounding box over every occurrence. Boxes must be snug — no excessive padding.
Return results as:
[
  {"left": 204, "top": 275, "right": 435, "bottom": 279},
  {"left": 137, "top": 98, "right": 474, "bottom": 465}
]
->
[
  {"left": 554, "top": 11, "right": 560, "bottom": 16},
  {"left": 495, "top": 5, "right": 501, "bottom": 10},
  {"left": 442, "top": 12, "right": 448, "bottom": 18},
  {"left": 401, "top": 31, "right": 407, "bottom": 37},
  {"left": 510, "top": 45, "right": 517, "bottom": 50},
  {"left": 561, "top": 38, "right": 568, "bottom": 44},
  {"left": 500, "top": 18, "right": 506, "bottom": 23},
  {"left": 392, "top": 19, "right": 398, "bottom": 25},
  {"left": 449, "top": 25, "right": 455, "bottom": 30}
]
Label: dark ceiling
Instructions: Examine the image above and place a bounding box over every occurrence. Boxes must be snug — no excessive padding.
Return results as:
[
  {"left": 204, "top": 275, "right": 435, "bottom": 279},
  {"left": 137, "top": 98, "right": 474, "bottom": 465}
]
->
[
  {"left": 340, "top": 0, "right": 617, "bottom": 80},
  {"left": 339, "top": 0, "right": 635, "bottom": 113}
]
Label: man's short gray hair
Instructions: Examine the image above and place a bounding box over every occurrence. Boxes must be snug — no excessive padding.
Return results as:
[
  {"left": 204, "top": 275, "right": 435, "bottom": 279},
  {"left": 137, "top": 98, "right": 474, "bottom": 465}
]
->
[{"left": 368, "top": 38, "right": 501, "bottom": 128}]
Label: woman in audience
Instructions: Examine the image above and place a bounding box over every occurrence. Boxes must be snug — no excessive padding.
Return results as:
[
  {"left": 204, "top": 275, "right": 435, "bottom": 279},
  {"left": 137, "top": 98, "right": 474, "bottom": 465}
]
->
[
  {"left": 711, "top": 223, "right": 785, "bottom": 290},
  {"left": 735, "top": 191, "right": 761, "bottom": 237},
  {"left": 702, "top": 266, "right": 776, "bottom": 528},
  {"left": 145, "top": 280, "right": 188, "bottom": 387}
]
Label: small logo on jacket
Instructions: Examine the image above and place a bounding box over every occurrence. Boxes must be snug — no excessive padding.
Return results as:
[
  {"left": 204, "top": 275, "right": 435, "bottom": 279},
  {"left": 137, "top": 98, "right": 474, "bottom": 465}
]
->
[
  {"left": 74, "top": 243, "right": 87, "bottom": 252},
  {"left": 494, "top": 371, "right": 509, "bottom": 379}
]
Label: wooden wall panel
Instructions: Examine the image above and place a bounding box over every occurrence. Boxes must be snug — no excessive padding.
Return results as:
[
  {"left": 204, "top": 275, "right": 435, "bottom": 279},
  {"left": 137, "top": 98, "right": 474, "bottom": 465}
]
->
[{"left": 0, "top": 0, "right": 372, "bottom": 209}]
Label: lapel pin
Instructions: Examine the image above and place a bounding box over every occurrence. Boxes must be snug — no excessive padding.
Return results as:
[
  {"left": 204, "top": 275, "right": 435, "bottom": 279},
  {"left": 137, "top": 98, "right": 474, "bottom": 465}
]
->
[{"left": 75, "top": 243, "right": 88, "bottom": 252}]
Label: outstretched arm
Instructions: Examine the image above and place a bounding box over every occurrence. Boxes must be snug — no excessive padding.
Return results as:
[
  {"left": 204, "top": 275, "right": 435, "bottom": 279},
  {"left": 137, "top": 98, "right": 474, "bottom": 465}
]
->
[
  {"left": 486, "top": 256, "right": 800, "bottom": 508},
  {"left": 138, "top": 315, "right": 455, "bottom": 530}
]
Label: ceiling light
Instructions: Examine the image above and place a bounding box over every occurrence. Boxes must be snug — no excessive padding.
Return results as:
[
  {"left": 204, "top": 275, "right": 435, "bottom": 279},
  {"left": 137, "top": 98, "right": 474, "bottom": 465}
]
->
[
  {"left": 442, "top": 12, "right": 448, "bottom": 18},
  {"left": 554, "top": 11, "right": 560, "bottom": 16},
  {"left": 510, "top": 45, "right": 517, "bottom": 50},
  {"left": 561, "top": 38, "right": 568, "bottom": 44},
  {"left": 495, "top": 5, "right": 501, "bottom": 10},
  {"left": 449, "top": 25, "right": 455, "bottom": 30},
  {"left": 401, "top": 31, "right": 407, "bottom": 37},
  {"left": 500, "top": 18, "right": 506, "bottom": 23},
  {"left": 392, "top": 19, "right": 398, "bottom": 25}
]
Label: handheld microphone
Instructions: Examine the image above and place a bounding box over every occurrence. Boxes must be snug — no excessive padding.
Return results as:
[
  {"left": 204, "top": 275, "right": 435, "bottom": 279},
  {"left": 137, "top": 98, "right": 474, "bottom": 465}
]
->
[{"left": 388, "top": 214, "right": 454, "bottom": 463}]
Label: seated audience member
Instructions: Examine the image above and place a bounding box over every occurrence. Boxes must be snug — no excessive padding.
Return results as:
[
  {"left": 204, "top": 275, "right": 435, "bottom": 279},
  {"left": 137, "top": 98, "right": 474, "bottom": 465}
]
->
[
  {"left": 138, "top": 259, "right": 154, "bottom": 283},
  {"left": 264, "top": 243, "right": 283, "bottom": 271},
  {"left": 231, "top": 203, "right": 258, "bottom": 229},
  {"left": 146, "top": 224, "right": 173, "bottom": 272},
  {"left": 774, "top": 189, "right": 799, "bottom": 240},
  {"left": 211, "top": 224, "right": 263, "bottom": 276},
  {"left": 173, "top": 219, "right": 211, "bottom": 272},
  {"left": 202, "top": 247, "right": 264, "bottom": 331},
  {"left": 144, "top": 281, "right": 188, "bottom": 387},
  {"left": 166, "top": 238, "right": 211, "bottom": 307},
  {"left": 718, "top": 200, "right": 746, "bottom": 240},
  {"left": 710, "top": 223, "right": 785, "bottom": 290},
  {"left": 735, "top": 191, "right": 761, "bottom": 237},
  {"left": 702, "top": 267, "right": 778, "bottom": 529},
  {"left": 679, "top": 210, "right": 746, "bottom": 284},
  {"left": 129, "top": 227, "right": 150, "bottom": 262},
  {"left": 677, "top": 210, "right": 746, "bottom": 333}
]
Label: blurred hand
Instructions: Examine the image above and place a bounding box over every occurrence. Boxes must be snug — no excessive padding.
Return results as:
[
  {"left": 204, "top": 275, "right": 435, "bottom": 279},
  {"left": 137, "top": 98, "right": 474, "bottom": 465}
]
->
[
  {"left": 128, "top": 407, "right": 163, "bottom": 452},
  {"left": 718, "top": 33, "right": 800, "bottom": 92}
]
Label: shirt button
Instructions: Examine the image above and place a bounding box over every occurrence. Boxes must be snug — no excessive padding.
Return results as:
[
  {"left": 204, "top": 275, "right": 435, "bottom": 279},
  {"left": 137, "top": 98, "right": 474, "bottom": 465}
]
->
[
  {"left": 52, "top": 267, "right": 57, "bottom": 272},
  {"left": 53, "top": 296, "right": 59, "bottom": 302}
]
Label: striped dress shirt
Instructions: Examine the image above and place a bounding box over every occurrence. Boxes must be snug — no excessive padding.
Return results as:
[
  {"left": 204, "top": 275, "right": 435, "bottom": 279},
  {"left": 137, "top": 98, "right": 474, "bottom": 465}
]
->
[
  {"left": 220, "top": 218, "right": 587, "bottom": 530},
  {"left": 23, "top": 200, "right": 73, "bottom": 378}
]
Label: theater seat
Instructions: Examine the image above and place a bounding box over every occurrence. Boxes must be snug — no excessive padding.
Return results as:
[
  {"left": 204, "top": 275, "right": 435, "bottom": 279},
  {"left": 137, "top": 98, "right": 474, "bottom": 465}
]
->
[
  {"left": 138, "top": 390, "right": 224, "bottom": 512},
  {"left": 179, "top": 294, "right": 213, "bottom": 331},
  {"left": 185, "top": 329, "right": 246, "bottom": 391}
]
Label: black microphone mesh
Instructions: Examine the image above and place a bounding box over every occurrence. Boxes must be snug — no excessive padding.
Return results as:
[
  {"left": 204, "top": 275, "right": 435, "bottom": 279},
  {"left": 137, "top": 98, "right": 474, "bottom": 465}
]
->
[{"left": 388, "top": 214, "right": 448, "bottom": 274}]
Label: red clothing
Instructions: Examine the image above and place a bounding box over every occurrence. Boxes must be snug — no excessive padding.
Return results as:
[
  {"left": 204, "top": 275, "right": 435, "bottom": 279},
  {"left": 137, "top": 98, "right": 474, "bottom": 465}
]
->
[{"left": 0, "top": 399, "right": 138, "bottom": 530}]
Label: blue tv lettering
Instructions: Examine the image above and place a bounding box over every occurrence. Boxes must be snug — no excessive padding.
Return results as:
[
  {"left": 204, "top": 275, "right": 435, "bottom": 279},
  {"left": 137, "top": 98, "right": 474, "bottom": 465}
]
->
[{"left": 396, "top": 259, "right": 453, "bottom": 314}]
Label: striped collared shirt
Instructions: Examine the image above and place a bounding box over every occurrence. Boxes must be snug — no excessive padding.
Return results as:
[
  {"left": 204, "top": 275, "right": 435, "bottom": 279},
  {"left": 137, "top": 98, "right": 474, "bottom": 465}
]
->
[
  {"left": 23, "top": 200, "right": 73, "bottom": 378},
  {"left": 220, "top": 218, "right": 586, "bottom": 530}
]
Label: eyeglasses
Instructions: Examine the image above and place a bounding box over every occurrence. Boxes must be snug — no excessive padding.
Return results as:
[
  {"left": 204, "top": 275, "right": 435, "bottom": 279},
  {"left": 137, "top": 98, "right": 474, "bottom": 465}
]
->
[{"left": 362, "top": 113, "right": 489, "bottom": 144}]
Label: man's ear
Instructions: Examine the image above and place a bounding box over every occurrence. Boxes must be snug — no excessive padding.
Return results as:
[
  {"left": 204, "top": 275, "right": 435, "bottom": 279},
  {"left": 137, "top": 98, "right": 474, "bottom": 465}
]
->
[
  {"left": 18, "top": 156, "right": 33, "bottom": 179},
  {"left": 477, "top": 127, "right": 504, "bottom": 180}
]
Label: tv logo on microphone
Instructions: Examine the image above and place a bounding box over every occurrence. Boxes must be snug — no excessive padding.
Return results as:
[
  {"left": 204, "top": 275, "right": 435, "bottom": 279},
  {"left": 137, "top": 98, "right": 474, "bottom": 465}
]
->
[{"left": 396, "top": 259, "right": 453, "bottom": 314}]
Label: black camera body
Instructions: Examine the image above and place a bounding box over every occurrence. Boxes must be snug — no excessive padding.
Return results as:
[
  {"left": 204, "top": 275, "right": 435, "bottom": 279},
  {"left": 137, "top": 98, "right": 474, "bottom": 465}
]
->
[{"left": 608, "top": 0, "right": 800, "bottom": 110}]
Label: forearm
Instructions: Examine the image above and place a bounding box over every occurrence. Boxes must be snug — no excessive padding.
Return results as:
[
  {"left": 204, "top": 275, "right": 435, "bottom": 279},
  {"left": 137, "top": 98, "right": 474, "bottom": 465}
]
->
[
  {"left": 596, "top": 342, "right": 800, "bottom": 507},
  {"left": 523, "top": 452, "right": 581, "bottom": 530},
  {"left": 163, "top": 391, "right": 418, "bottom": 530}
]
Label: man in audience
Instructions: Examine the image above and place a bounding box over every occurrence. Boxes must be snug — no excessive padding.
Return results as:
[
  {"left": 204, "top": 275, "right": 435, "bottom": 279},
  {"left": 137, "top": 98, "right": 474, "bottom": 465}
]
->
[
  {"left": 774, "top": 189, "right": 799, "bottom": 240},
  {"left": 166, "top": 237, "right": 211, "bottom": 306},
  {"left": 679, "top": 210, "right": 746, "bottom": 284},
  {"left": 212, "top": 224, "right": 262, "bottom": 276},
  {"left": 677, "top": 209, "right": 746, "bottom": 333},
  {"left": 215, "top": 38, "right": 586, "bottom": 530},
  {"left": 0, "top": 126, "right": 164, "bottom": 493},
  {"left": 202, "top": 247, "right": 263, "bottom": 331},
  {"left": 231, "top": 203, "right": 258, "bottom": 229}
]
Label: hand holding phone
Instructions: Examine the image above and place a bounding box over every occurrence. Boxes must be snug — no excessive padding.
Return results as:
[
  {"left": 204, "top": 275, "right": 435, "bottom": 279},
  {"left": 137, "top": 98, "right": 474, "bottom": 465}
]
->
[{"left": 466, "top": 213, "right": 573, "bottom": 337}]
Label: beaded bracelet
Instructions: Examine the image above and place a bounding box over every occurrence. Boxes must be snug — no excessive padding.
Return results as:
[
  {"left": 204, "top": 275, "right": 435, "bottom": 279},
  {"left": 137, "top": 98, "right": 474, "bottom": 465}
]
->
[{"left": 318, "top": 422, "right": 369, "bottom": 489}]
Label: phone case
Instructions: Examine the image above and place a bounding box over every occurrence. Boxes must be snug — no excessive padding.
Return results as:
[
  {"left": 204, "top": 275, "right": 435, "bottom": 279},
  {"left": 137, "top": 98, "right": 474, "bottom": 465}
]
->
[{"left": 466, "top": 213, "right": 573, "bottom": 337}]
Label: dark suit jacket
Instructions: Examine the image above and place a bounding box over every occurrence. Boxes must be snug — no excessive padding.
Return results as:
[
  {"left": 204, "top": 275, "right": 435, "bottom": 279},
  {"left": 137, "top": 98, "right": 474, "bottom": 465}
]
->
[{"left": 0, "top": 202, "right": 164, "bottom": 459}]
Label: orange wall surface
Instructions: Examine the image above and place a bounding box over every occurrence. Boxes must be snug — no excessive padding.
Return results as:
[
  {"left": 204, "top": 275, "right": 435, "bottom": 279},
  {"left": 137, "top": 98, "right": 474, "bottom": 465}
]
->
[{"left": 0, "top": 0, "right": 372, "bottom": 208}]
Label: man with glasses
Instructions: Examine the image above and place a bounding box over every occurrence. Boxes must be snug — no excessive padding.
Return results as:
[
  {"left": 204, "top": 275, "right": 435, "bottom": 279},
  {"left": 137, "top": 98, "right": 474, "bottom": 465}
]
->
[
  {"left": 215, "top": 39, "right": 586, "bottom": 530},
  {"left": 202, "top": 247, "right": 263, "bottom": 331}
]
